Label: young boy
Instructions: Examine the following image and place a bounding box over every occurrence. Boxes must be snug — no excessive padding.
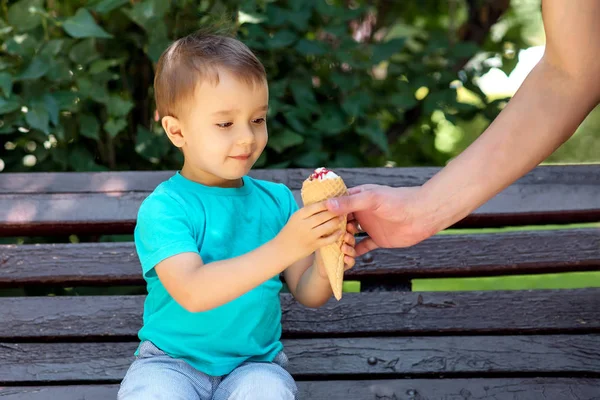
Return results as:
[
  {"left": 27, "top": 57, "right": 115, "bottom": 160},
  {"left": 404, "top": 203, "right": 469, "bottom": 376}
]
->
[{"left": 117, "top": 31, "right": 357, "bottom": 400}]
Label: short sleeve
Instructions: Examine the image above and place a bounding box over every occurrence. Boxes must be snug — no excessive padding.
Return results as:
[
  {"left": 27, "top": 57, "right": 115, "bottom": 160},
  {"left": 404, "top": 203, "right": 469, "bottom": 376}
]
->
[
  {"left": 134, "top": 192, "right": 202, "bottom": 277},
  {"left": 278, "top": 184, "right": 300, "bottom": 225}
]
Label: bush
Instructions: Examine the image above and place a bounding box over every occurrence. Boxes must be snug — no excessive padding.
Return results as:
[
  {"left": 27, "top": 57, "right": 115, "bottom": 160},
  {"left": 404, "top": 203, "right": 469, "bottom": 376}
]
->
[{"left": 0, "top": 0, "right": 525, "bottom": 173}]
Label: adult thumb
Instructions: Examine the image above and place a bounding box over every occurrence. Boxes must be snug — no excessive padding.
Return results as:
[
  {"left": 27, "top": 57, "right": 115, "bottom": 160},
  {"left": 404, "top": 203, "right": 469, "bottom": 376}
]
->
[{"left": 326, "top": 189, "right": 373, "bottom": 216}]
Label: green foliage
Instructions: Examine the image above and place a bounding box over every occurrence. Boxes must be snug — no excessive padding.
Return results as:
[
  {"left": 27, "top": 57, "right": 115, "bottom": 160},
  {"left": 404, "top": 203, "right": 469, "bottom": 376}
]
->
[{"left": 0, "top": 0, "right": 530, "bottom": 172}]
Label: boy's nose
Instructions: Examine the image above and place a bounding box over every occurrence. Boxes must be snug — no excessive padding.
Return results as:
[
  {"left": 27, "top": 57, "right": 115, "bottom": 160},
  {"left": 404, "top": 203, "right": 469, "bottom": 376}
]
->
[{"left": 237, "top": 126, "right": 256, "bottom": 145}]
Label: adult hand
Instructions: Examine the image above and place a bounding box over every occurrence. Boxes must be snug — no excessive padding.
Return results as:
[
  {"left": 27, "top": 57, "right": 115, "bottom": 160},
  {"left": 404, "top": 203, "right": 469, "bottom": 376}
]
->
[{"left": 327, "top": 185, "right": 437, "bottom": 256}]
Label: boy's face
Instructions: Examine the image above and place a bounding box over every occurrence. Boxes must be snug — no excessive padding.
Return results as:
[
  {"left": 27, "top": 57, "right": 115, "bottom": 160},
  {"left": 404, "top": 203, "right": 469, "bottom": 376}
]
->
[{"left": 164, "top": 68, "right": 269, "bottom": 187}]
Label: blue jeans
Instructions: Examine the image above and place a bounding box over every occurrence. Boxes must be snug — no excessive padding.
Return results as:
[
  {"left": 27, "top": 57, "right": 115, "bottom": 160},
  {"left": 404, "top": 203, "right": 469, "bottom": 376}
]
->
[{"left": 118, "top": 341, "right": 298, "bottom": 400}]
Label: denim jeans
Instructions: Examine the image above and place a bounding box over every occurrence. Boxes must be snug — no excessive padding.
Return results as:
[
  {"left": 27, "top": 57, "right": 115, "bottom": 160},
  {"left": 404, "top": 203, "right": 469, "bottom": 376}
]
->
[{"left": 117, "top": 341, "right": 298, "bottom": 400}]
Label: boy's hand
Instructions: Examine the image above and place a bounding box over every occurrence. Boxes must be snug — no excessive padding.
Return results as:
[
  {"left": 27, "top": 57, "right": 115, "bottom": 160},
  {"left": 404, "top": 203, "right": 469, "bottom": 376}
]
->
[
  {"left": 276, "top": 202, "right": 343, "bottom": 264},
  {"left": 342, "top": 229, "right": 357, "bottom": 271},
  {"left": 315, "top": 230, "right": 357, "bottom": 279}
]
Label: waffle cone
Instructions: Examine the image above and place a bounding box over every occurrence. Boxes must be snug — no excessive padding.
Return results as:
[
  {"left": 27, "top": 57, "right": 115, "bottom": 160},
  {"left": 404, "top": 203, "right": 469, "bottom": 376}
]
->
[{"left": 301, "top": 175, "right": 348, "bottom": 300}]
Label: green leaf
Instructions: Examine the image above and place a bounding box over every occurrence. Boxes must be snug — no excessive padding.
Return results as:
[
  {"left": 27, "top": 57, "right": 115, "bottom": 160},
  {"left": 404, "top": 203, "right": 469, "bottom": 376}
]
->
[
  {"left": 63, "top": 8, "right": 113, "bottom": 39},
  {"left": 268, "top": 130, "right": 304, "bottom": 153},
  {"left": 294, "top": 150, "right": 327, "bottom": 167},
  {"left": 289, "top": 79, "right": 317, "bottom": 111},
  {"left": 106, "top": 95, "right": 134, "bottom": 117},
  {"left": 135, "top": 125, "right": 169, "bottom": 160},
  {"left": 79, "top": 113, "right": 100, "bottom": 140},
  {"left": 77, "top": 77, "right": 109, "bottom": 103},
  {"left": 288, "top": 9, "right": 311, "bottom": 31},
  {"left": 284, "top": 111, "right": 307, "bottom": 133},
  {"left": 357, "top": 120, "right": 389, "bottom": 153},
  {"left": 4, "top": 34, "right": 37, "bottom": 57},
  {"left": 0, "top": 72, "right": 13, "bottom": 97},
  {"left": 372, "top": 38, "right": 406, "bottom": 64},
  {"left": 123, "top": 0, "right": 170, "bottom": 31},
  {"left": 17, "top": 56, "right": 50, "bottom": 80},
  {"left": 0, "top": 95, "right": 21, "bottom": 114},
  {"left": 91, "top": 0, "right": 129, "bottom": 14},
  {"left": 67, "top": 145, "right": 107, "bottom": 172},
  {"left": 40, "top": 39, "right": 67, "bottom": 57},
  {"left": 29, "top": 95, "right": 59, "bottom": 127},
  {"left": 43, "top": 94, "right": 60, "bottom": 126},
  {"left": 89, "top": 58, "right": 123, "bottom": 74},
  {"left": 331, "top": 152, "right": 361, "bottom": 168},
  {"left": 25, "top": 104, "right": 50, "bottom": 134},
  {"left": 315, "top": 108, "right": 347, "bottom": 135},
  {"left": 7, "top": 0, "right": 43, "bottom": 32},
  {"left": 266, "top": 30, "right": 297, "bottom": 49},
  {"left": 451, "top": 41, "right": 480, "bottom": 60},
  {"left": 0, "top": 17, "right": 13, "bottom": 36},
  {"left": 104, "top": 118, "right": 127, "bottom": 137},
  {"left": 331, "top": 72, "right": 361, "bottom": 92},
  {"left": 423, "top": 89, "right": 456, "bottom": 114},
  {"left": 324, "top": 24, "right": 348, "bottom": 38},
  {"left": 47, "top": 59, "right": 72, "bottom": 82},
  {"left": 389, "top": 93, "right": 418, "bottom": 110},
  {"left": 342, "top": 92, "right": 371, "bottom": 117},
  {"left": 500, "top": 54, "right": 520, "bottom": 75},
  {"left": 53, "top": 91, "right": 79, "bottom": 111},
  {"left": 264, "top": 5, "right": 290, "bottom": 27},
  {"left": 295, "top": 39, "right": 327, "bottom": 56},
  {"left": 288, "top": 0, "right": 314, "bottom": 12},
  {"left": 146, "top": 23, "right": 170, "bottom": 62},
  {"left": 69, "top": 39, "right": 100, "bottom": 65}
]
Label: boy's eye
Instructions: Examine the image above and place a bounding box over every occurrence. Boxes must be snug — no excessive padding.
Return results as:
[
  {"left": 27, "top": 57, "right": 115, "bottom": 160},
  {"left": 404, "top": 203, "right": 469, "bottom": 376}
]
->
[
  {"left": 216, "top": 122, "right": 233, "bottom": 128},
  {"left": 253, "top": 118, "right": 266, "bottom": 125}
]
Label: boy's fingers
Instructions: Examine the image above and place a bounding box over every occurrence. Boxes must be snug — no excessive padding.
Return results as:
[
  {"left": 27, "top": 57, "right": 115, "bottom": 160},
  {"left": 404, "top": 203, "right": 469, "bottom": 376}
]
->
[
  {"left": 301, "top": 201, "right": 328, "bottom": 217},
  {"left": 310, "top": 210, "right": 340, "bottom": 227},
  {"left": 318, "top": 229, "right": 344, "bottom": 246},
  {"left": 344, "top": 232, "right": 356, "bottom": 246},
  {"left": 342, "top": 243, "right": 356, "bottom": 257},
  {"left": 346, "top": 221, "right": 360, "bottom": 235},
  {"left": 344, "top": 256, "right": 355, "bottom": 270}
]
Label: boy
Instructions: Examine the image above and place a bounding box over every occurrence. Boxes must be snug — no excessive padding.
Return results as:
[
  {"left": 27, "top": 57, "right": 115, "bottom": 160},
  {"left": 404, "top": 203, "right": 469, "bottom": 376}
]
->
[{"left": 117, "top": 31, "right": 357, "bottom": 400}]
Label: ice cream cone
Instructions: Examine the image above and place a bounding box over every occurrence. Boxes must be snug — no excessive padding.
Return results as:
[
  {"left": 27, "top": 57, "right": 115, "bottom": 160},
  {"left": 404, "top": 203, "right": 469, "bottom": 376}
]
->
[{"left": 301, "top": 168, "right": 348, "bottom": 300}]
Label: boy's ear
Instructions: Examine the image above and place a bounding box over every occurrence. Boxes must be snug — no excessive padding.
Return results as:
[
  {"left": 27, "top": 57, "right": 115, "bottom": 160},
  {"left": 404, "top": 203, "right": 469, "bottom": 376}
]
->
[{"left": 162, "top": 116, "right": 185, "bottom": 148}]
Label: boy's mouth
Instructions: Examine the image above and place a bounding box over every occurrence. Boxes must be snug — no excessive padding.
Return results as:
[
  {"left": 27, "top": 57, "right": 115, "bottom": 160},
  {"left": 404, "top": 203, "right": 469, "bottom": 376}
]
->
[{"left": 230, "top": 153, "right": 251, "bottom": 161}]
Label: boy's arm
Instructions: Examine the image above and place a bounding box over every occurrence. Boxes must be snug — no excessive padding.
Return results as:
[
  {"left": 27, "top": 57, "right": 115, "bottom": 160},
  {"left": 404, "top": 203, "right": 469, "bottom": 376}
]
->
[
  {"left": 283, "top": 251, "right": 333, "bottom": 309},
  {"left": 284, "top": 229, "right": 357, "bottom": 308},
  {"left": 155, "top": 202, "right": 342, "bottom": 312},
  {"left": 156, "top": 241, "right": 293, "bottom": 312}
]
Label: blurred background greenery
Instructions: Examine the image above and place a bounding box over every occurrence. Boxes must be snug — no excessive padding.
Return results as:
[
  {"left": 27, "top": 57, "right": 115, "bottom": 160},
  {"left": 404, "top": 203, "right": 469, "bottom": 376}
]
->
[
  {"left": 0, "top": 0, "right": 598, "bottom": 294},
  {"left": 1, "top": 0, "right": 597, "bottom": 174}
]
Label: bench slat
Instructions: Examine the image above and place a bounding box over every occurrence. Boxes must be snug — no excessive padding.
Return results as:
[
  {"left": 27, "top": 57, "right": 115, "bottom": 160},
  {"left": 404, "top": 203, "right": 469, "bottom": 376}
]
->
[
  {"left": 1, "top": 165, "right": 598, "bottom": 236},
  {"left": 2, "top": 379, "right": 599, "bottom": 400},
  {"left": 1, "top": 289, "right": 598, "bottom": 339},
  {"left": 1, "top": 335, "right": 598, "bottom": 383},
  {"left": 3, "top": 165, "right": 599, "bottom": 193},
  {"left": 2, "top": 229, "right": 598, "bottom": 286}
]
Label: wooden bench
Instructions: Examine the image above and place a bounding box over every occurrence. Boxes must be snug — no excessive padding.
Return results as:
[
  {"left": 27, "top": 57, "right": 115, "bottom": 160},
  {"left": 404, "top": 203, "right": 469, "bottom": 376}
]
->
[{"left": 0, "top": 165, "right": 599, "bottom": 399}]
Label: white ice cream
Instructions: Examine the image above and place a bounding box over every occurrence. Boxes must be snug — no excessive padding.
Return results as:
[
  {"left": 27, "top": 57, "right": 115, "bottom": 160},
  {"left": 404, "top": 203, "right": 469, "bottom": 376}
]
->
[{"left": 311, "top": 167, "right": 339, "bottom": 180}]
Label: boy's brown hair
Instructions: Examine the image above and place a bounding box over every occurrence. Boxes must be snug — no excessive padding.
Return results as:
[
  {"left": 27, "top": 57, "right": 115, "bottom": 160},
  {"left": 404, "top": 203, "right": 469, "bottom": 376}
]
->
[{"left": 154, "top": 31, "right": 267, "bottom": 119}]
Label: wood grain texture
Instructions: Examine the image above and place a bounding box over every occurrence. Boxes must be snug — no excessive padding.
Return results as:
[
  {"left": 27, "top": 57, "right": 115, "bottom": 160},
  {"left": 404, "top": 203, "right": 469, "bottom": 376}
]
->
[
  {"left": 1, "top": 289, "right": 598, "bottom": 339},
  {"left": 1, "top": 165, "right": 598, "bottom": 236},
  {"left": 0, "top": 335, "right": 598, "bottom": 383},
  {"left": 2, "top": 379, "right": 599, "bottom": 400},
  {"left": 2, "top": 229, "right": 598, "bottom": 286},
  {"left": 2, "top": 165, "right": 599, "bottom": 193}
]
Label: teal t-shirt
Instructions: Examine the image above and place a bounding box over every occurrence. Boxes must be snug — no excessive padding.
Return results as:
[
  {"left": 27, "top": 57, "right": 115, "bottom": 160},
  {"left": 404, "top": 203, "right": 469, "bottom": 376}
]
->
[{"left": 133, "top": 172, "right": 299, "bottom": 376}]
